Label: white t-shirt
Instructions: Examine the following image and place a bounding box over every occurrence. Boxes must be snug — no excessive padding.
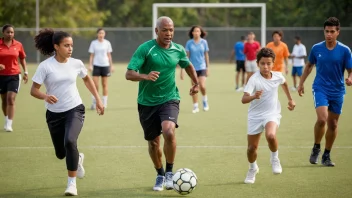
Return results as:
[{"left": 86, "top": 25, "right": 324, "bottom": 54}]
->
[
  {"left": 244, "top": 71, "right": 286, "bottom": 119},
  {"left": 88, "top": 39, "right": 112, "bottom": 67},
  {"left": 32, "top": 57, "right": 88, "bottom": 113},
  {"left": 291, "top": 43, "right": 307, "bottom": 66}
]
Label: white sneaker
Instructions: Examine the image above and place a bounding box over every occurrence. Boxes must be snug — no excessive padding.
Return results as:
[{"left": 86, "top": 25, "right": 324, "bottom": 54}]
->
[
  {"left": 64, "top": 182, "right": 78, "bottom": 196},
  {"left": 5, "top": 125, "right": 13, "bottom": 132},
  {"left": 290, "top": 87, "right": 297, "bottom": 91},
  {"left": 236, "top": 87, "right": 244, "bottom": 92},
  {"left": 203, "top": 101, "right": 209, "bottom": 111},
  {"left": 153, "top": 175, "right": 165, "bottom": 191},
  {"left": 165, "top": 172, "right": 174, "bottom": 190},
  {"left": 192, "top": 107, "right": 200, "bottom": 113},
  {"left": 271, "top": 158, "right": 282, "bottom": 174},
  {"left": 77, "top": 153, "right": 85, "bottom": 179},
  {"left": 244, "top": 168, "right": 259, "bottom": 184},
  {"left": 90, "top": 103, "right": 95, "bottom": 110}
]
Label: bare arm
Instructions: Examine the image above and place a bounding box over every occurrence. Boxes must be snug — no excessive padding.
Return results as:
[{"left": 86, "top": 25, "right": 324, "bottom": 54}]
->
[
  {"left": 180, "top": 51, "right": 191, "bottom": 79},
  {"left": 30, "top": 82, "right": 47, "bottom": 100},
  {"left": 107, "top": 52, "right": 113, "bottom": 67},
  {"left": 19, "top": 58, "right": 27, "bottom": 73},
  {"left": 82, "top": 75, "right": 100, "bottom": 102},
  {"left": 125, "top": 70, "right": 148, "bottom": 82},
  {"left": 205, "top": 51, "right": 209, "bottom": 68},
  {"left": 184, "top": 64, "right": 198, "bottom": 85},
  {"left": 299, "top": 62, "right": 314, "bottom": 86},
  {"left": 347, "top": 68, "right": 352, "bottom": 79},
  {"left": 89, "top": 54, "right": 94, "bottom": 70},
  {"left": 281, "top": 82, "right": 293, "bottom": 101},
  {"left": 241, "top": 92, "right": 257, "bottom": 104}
]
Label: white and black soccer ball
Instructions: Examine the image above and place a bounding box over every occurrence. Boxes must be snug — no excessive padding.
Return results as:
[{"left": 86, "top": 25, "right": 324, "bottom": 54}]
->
[{"left": 172, "top": 168, "right": 197, "bottom": 195}]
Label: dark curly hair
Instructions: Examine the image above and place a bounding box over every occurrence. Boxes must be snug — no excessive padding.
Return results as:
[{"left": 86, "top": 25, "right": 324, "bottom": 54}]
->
[
  {"left": 272, "top": 30, "right": 283, "bottom": 38},
  {"left": 257, "top": 48, "right": 276, "bottom": 63},
  {"left": 188, "top": 25, "right": 207, "bottom": 39},
  {"left": 324, "top": 17, "right": 340, "bottom": 30},
  {"left": 34, "top": 28, "right": 71, "bottom": 56},
  {"left": 2, "top": 24, "right": 14, "bottom": 33}
]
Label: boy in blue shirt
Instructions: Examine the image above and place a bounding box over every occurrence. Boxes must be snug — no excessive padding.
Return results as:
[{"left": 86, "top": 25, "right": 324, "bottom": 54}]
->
[
  {"left": 298, "top": 17, "right": 352, "bottom": 167},
  {"left": 230, "top": 36, "right": 246, "bottom": 91}
]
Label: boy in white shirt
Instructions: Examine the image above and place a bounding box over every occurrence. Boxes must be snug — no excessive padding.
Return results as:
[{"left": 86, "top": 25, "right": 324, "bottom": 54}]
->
[
  {"left": 241, "top": 48, "right": 296, "bottom": 184},
  {"left": 289, "top": 36, "right": 307, "bottom": 91}
]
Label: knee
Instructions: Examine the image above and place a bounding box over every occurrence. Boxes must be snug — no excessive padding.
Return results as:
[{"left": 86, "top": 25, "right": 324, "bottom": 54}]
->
[
  {"left": 55, "top": 152, "right": 65, "bottom": 160},
  {"left": 162, "top": 127, "right": 175, "bottom": 142},
  {"left": 316, "top": 118, "right": 327, "bottom": 127},
  {"left": 149, "top": 139, "right": 160, "bottom": 151},
  {"left": 266, "top": 133, "right": 276, "bottom": 142},
  {"left": 6, "top": 97, "right": 15, "bottom": 106},
  {"left": 64, "top": 138, "right": 77, "bottom": 150},
  {"left": 247, "top": 145, "right": 258, "bottom": 154},
  {"left": 200, "top": 85, "right": 206, "bottom": 93},
  {"left": 327, "top": 119, "right": 338, "bottom": 130}
]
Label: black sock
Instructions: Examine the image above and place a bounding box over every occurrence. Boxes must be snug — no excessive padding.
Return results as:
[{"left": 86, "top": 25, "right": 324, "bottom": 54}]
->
[
  {"left": 166, "top": 162, "right": 173, "bottom": 173},
  {"left": 323, "top": 149, "right": 330, "bottom": 157},
  {"left": 314, "top": 143, "right": 320, "bottom": 149},
  {"left": 156, "top": 167, "right": 165, "bottom": 176}
]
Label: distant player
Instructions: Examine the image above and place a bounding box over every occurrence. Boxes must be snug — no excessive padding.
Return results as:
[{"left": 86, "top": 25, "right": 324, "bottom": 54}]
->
[
  {"left": 242, "top": 48, "right": 295, "bottom": 184},
  {"left": 125, "top": 16, "right": 199, "bottom": 191},
  {"left": 230, "top": 36, "right": 246, "bottom": 91},
  {"left": 289, "top": 36, "right": 306, "bottom": 91},
  {"left": 266, "top": 31, "right": 290, "bottom": 75},
  {"left": 88, "top": 28, "right": 114, "bottom": 109},
  {"left": 244, "top": 32, "right": 261, "bottom": 83},
  {"left": 180, "top": 25, "right": 210, "bottom": 113},
  {"left": 31, "top": 28, "right": 104, "bottom": 196},
  {"left": 298, "top": 17, "right": 352, "bottom": 166},
  {"left": 0, "top": 24, "right": 28, "bottom": 132}
]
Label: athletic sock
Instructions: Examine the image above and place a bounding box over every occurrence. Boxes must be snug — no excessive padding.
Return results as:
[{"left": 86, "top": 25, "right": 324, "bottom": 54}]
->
[
  {"left": 166, "top": 162, "right": 173, "bottom": 173},
  {"left": 156, "top": 167, "right": 165, "bottom": 176}
]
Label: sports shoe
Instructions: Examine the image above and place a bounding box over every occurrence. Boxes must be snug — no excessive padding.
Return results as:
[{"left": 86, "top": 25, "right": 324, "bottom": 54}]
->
[
  {"left": 153, "top": 175, "right": 165, "bottom": 191},
  {"left": 77, "top": 153, "right": 85, "bottom": 179},
  {"left": 192, "top": 107, "right": 199, "bottom": 113},
  {"left": 64, "top": 182, "right": 78, "bottom": 196},
  {"left": 290, "top": 87, "right": 297, "bottom": 91},
  {"left": 271, "top": 158, "right": 282, "bottom": 174},
  {"left": 322, "top": 155, "right": 335, "bottom": 167},
  {"left": 309, "top": 147, "right": 321, "bottom": 164},
  {"left": 236, "top": 87, "right": 244, "bottom": 92},
  {"left": 5, "top": 125, "right": 13, "bottom": 132},
  {"left": 165, "top": 172, "right": 173, "bottom": 190},
  {"left": 244, "top": 168, "right": 259, "bottom": 184},
  {"left": 90, "top": 103, "right": 96, "bottom": 110},
  {"left": 203, "top": 101, "right": 209, "bottom": 111}
]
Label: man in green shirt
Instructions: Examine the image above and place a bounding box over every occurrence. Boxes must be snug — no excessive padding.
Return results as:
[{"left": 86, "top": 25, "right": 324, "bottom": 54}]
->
[{"left": 126, "top": 16, "right": 199, "bottom": 191}]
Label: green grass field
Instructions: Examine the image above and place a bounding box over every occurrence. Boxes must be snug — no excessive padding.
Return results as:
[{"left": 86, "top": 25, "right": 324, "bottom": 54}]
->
[{"left": 0, "top": 63, "right": 352, "bottom": 198}]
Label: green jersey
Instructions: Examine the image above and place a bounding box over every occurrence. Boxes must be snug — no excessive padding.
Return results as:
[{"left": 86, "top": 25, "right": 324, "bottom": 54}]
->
[{"left": 127, "top": 39, "right": 190, "bottom": 106}]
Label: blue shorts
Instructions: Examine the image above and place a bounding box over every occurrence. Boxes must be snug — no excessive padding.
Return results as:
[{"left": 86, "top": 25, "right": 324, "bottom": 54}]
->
[
  {"left": 312, "top": 89, "right": 344, "bottom": 114},
  {"left": 292, "top": 66, "right": 303, "bottom": 76}
]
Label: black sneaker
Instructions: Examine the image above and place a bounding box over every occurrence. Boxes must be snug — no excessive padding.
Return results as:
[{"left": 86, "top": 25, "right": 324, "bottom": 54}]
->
[
  {"left": 322, "top": 155, "right": 335, "bottom": 167},
  {"left": 309, "top": 147, "right": 320, "bottom": 164}
]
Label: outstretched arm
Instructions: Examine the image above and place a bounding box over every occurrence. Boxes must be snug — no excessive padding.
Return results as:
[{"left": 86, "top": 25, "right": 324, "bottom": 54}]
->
[{"left": 297, "top": 62, "right": 314, "bottom": 96}]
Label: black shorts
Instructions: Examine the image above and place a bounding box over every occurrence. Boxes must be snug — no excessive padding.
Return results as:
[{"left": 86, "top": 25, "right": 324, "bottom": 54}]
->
[
  {"left": 92, "top": 66, "right": 111, "bottom": 77},
  {"left": 138, "top": 100, "right": 180, "bottom": 141},
  {"left": 0, "top": 74, "right": 21, "bottom": 94},
  {"left": 236, "top": 60, "right": 245, "bottom": 72},
  {"left": 196, "top": 69, "right": 207, "bottom": 77}
]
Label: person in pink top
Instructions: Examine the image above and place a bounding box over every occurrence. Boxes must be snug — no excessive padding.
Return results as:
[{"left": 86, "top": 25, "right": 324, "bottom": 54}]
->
[{"left": 244, "top": 32, "right": 261, "bottom": 84}]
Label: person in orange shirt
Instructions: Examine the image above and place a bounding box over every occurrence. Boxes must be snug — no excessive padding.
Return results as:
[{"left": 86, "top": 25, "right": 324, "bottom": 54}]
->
[
  {"left": 0, "top": 24, "right": 28, "bottom": 132},
  {"left": 266, "top": 31, "right": 290, "bottom": 74}
]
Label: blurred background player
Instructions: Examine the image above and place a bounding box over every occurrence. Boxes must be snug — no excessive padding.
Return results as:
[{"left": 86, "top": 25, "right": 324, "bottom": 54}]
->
[
  {"left": 230, "top": 35, "right": 246, "bottom": 92},
  {"left": 126, "top": 16, "right": 199, "bottom": 191},
  {"left": 0, "top": 24, "right": 28, "bottom": 132},
  {"left": 289, "top": 36, "right": 307, "bottom": 91},
  {"left": 241, "top": 48, "right": 295, "bottom": 184},
  {"left": 181, "top": 25, "right": 210, "bottom": 113},
  {"left": 266, "top": 30, "right": 290, "bottom": 75},
  {"left": 31, "top": 29, "right": 104, "bottom": 196},
  {"left": 298, "top": 17, "right": 352, "bottom": 167},
  {"left": 88, "top": 28, "right": 114, "bottom": 109},
  {"left": 244, "top": 32, "right": 261, "bottom": 83}
]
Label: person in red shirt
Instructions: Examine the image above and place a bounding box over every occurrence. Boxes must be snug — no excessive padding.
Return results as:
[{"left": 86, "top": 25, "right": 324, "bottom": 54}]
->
[
  {"left": 0, "top": 24, "right": 28, "bottom": 132},
  {"left": 244, "top": 32, "right": 261, "bottom": 84}
]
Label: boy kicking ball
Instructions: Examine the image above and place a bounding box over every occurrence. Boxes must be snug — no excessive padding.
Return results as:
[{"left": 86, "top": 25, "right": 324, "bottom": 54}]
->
[{"left": 241, "top": 48, "right": 296, "bottom": 184}]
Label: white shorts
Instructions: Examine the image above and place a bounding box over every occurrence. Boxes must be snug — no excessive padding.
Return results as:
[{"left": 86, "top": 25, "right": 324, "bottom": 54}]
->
[
  {"left": 247, "top": 115, "right": 281, "bottom": 135},
  {"left": 245, "top": 60, "right": 258, "bottom": 72}
]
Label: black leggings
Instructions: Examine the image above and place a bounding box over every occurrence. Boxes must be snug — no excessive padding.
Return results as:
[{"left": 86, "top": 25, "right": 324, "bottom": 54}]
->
[{"left": 46, "top": 104, "right": 85, "bottom": 171}]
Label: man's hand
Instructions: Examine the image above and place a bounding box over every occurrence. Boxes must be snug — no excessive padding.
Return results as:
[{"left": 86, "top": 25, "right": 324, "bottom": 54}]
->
[
  {"left": 189, "top": 84, "right": 199, "bottom": 95},
  {"left": 23, "top": 73, "right": 28, "bottom": 84},
  {"left": 346, "top": 77, "right": 352, "bottom": 86},
  {"left": 254, "top": 90, "right": 263, "bottom": 99},
  {"left": 288, "top": 100, "right": 296, "bottom": 111},
  {"left": 297, "top": 85, "right": 304, "bottom": 96},
  {"left": 146, "top": 71, "right": 160, "bottom": 81}
]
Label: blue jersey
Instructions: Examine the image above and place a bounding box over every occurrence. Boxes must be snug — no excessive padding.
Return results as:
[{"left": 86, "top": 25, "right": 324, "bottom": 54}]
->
[
  {"left": 185, "top": 39, "right": 209, "bottom": 71},
  {"left": 234, "top": 41, "right": 245, "bottom": 61},
  {"left": 309, "top": 41, "right": 352, "bottom": 95}
]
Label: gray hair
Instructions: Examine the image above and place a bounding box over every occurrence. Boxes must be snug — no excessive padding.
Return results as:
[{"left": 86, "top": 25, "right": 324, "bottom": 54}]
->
[{"left": 156, "top": 16, "right": 173, "bottom": 29}]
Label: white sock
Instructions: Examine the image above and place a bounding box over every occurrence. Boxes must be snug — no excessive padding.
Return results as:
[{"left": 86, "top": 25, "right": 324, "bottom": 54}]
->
[
  {"left": 91, "top": 95, "right": 96, "bottom": 104},
  {"left": 102, "top": 96, "right": 108, "bottom": 106},
  {"left": 271, "top": 150, "right": 279, "bottom": 159},
  {"left": 249, "top": 161, "right": 258, "bottom": 169},
  {"left": 7, "top": 119, "right": 12, "bottom": 127},
  {"left": 202, "top": 95, "right": 208, "bottom": 102},
  {"left": 68, "top": 177, "right": 76, "bottom": 185},
  {"left": 5, "top": 116, "right": 8, "bottom": 121},
  {"left": 193, "top": 103, "right": 198, "bottom": 108}
]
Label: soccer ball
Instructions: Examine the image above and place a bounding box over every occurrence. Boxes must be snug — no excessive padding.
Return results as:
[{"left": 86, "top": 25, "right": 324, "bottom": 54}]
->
[{"left": 172, "top": 168, "right": 197, "bottom": 195}]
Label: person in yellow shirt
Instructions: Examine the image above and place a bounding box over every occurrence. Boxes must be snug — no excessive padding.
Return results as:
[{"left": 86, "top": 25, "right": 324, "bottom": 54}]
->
[{"left": 266, "top": 31, "right": 290, "bottom": 74}]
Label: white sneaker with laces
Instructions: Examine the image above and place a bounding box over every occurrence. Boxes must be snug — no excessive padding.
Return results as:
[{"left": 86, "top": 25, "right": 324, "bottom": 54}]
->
[
  {"left": 153, "top": 175, "right": 165, "bottom": 191},
  {"left": 192, "top": 107, "right": 200, "bottom": 113},
  {"left": 5, "top": 125, "right": 13, "bottom": 132},
  {"left": 244, "top": 168, "right": 259, "bottom": 184},
  {"left": 165, "top": 172, "right": 174, "bottom": 190},
  {"left": 64, "top": 182, "right": 78, "bottom": 196},
  {"left": 77, "top": 153, "right": 85, "bottom": 179},
  {"left": 271, "top": 158, "right": 282, "bottom": 174}
]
